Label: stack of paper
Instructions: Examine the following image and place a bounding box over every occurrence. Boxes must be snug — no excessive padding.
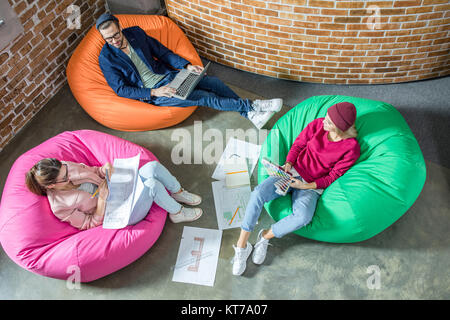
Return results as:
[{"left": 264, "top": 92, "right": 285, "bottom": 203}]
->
[{"left": 211, "top": 137, "right": 261, "bottom": 230}]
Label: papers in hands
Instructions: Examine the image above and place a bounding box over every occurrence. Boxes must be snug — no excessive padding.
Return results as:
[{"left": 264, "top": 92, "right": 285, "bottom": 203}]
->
[{"left": 102, "top": 153, "right": 144, "bottom": 229}]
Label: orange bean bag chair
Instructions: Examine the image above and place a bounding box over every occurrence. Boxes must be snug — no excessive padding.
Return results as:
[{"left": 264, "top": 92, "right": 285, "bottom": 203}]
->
[{"left": 66, "top": 15, "right": 201, "bottom": 131}]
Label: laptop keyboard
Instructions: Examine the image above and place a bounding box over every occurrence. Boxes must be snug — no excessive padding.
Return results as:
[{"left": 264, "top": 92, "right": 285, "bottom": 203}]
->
[{"left": 176, "top": 73, "right": 200, "bottom": 97}]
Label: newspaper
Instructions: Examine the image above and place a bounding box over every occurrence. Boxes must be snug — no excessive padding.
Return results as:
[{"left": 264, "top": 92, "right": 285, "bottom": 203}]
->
[{"left": 103, "top": 153, "right": 144, "bottom": 229}]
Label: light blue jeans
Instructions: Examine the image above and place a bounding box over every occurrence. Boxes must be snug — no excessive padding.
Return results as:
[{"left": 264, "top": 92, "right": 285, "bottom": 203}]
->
[
  {"left": 127, "top": 161, "right": 183, "bottom": 225},
  {"left": 241, "top": 176, "right": 320, "bottom": 238}
]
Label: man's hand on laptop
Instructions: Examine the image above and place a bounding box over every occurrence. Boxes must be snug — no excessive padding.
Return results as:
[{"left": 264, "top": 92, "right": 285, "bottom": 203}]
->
[
  {"left": 151, "top": 85, "right": 176, "bottom": 98},
  {"left": 186, "top": 64, "right": 204, "bottom": 74}
]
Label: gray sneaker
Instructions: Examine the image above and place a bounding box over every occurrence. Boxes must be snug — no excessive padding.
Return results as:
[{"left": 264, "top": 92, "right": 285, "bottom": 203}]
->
[
  {"left": 252, "top": 98, "right": 283, "bottom": 112},
  {"left": 171, "top": 188, "right": 202, "bottom": 206},
  {"left": 247, "top": 111, "right": 274, "bottom": 130},
  {"left": 252, "top": 229, "right": 271, "bottom": 265},
  {"left": 169, "top": 207, "right": 203, "bottom": 223},
  {"left": 231, "top": 242, "right": 253, "bottom": 276}
]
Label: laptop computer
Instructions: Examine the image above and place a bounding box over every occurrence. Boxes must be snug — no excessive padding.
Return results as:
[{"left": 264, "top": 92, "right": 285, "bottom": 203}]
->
[{"left": 167, "top": 62, "right": 210, "bottom": 100}]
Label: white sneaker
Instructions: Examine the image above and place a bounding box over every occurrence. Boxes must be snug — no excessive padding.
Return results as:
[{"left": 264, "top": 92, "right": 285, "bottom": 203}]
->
[
  {"left": 252, "top": 98, "right": 283, "bottom": 112},
  {"left": 169, "top": 207, "right": 203, "bottom": 223},
  {"left": 231, "top": 242, "right": 253, "bottom": 276},
  {"left": 171, "top": 188, "right": 202, "bottom": 206},
  {"left": 252, "top": 230, "right": 271, "bottom": 265},
  {"left": 247, "top": 111, "right": 274, "bottom": 130}
]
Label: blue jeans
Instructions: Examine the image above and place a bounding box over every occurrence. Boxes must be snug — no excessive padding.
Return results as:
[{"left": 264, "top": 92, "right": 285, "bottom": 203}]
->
[
  {"left": 127, "top": 161, "right": 183, "bottom": 225},
  {"left": 241, "top": 176, "right": 320, "bottom": 238},
  {"left": 151, "top": 72, "right": 252, "bottom": 118}
]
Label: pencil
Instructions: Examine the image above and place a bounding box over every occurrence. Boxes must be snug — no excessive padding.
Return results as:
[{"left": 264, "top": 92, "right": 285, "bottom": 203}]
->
[
  {"left": 91, "top": 188, "right": 99, "bottom": 198},
  {"left": 226, "top": 170, "right": 247, "bottom": 175},
  {"left": 229, "top": 206, "right": 240, "bottom": 225}
]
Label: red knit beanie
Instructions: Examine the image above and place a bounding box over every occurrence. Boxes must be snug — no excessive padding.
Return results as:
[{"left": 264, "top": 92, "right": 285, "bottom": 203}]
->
[{"left": 328, "top": 102, "right": 356, "bottom": 132}]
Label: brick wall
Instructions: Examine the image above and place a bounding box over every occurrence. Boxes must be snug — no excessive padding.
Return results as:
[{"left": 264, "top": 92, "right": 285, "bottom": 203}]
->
[
  {"left": 0, "top": 0, "right": 106, "bottom": 152},
  {"left": 166, "top": 0, "right": 450, "bottom": 84}
]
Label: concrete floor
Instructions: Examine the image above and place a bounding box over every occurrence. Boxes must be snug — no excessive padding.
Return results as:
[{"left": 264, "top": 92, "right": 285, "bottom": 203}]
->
[{"left": 0, "top": 63, "right": 449, "bottom": 299}]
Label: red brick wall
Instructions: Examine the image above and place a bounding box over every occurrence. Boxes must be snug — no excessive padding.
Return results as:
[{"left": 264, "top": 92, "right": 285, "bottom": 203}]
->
[
  {"left": 0, "top": 0, "right": 105, "bottom": 152},
  {"left": 166, "top": 0, "right": 449, "bottom": 84}
]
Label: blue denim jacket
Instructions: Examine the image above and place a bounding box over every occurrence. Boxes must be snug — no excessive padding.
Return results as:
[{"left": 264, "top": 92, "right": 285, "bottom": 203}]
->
[{"left": 98, "top": 26, "right": 190, "bottom": 102}]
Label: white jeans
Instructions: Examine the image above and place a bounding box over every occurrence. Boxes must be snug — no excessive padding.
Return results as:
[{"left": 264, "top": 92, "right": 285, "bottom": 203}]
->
[{"left": 127, "top": 161, "right": 182, "bottom": 225}]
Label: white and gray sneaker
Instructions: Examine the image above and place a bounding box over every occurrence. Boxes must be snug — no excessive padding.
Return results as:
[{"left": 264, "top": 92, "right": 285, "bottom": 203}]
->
[
  {"left": 231, "top": 242, "right": 253, "bottom": 276},
  {"left": 169, "top": 207, "right": 203, "bottom": 223},
  {"left": 171, "top": 188, "right": 202, "bottom": 206},
  {"left": 252, "top": 98, "right": 283, "bottom": 112},
  {"left": 247, "top": 110, "right": 274, "bottom": 130},
  {"left": 252, "top": 229, "right": 271, "bottom": 265}
]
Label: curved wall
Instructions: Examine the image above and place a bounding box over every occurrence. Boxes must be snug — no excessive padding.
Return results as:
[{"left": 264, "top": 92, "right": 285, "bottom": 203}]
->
[{"left": 166, "top": 0, "right": 449, "bottom": 84}]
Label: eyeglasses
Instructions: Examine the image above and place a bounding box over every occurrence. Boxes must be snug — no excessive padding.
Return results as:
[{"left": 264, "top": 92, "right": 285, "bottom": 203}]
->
[
  {"left": 53, "top": 164, "right": 69, "bottom": 184},
  {"left": 103, "top": 31, "right": 121, "bottom": 42}
]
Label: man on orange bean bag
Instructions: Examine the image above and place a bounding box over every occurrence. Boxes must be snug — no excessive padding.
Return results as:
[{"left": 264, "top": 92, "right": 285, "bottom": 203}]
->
[{"left": 96, "top": 13, "right": 283, "bottom": 130}]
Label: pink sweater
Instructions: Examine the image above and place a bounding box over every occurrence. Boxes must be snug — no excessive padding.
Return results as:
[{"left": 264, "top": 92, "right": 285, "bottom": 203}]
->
[
  {"left": 47, "top": 161, "right": 105, "bottom": 230},
  {"left": 285, "top": 118, "right": 360, "bottom": 189}
]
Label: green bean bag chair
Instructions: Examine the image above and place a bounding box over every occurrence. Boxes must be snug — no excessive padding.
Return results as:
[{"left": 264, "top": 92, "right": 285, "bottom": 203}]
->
[{"left": 258, "top": 95, "right": 426, "bottom": 243}]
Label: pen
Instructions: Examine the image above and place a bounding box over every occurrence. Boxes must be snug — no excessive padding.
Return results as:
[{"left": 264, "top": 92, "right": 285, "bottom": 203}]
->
[
  {"left": 226, "top": 170, "right": 247, "bottom": 175},
  {"left": 229, "top": 207, "right": 240, "bottom": 225},
  {"left": 91, "top": 188, "right": 99, "bottom": 198}
]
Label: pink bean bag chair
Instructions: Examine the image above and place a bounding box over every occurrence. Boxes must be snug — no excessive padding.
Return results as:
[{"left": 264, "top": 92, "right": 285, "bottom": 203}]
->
[{"left": 0, "top": 130, "right": 167, "bottom": 282}]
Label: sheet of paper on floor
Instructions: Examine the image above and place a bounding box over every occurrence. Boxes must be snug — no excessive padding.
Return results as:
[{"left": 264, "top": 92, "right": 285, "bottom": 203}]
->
[
  {"left": 212, "top": 180, "right": 252, "bottom": 230},
  {"left": 212, "top": 137, "right": 261, "bottom": 181},
  {"left": 172, "top": 227, "right": 223, "bottom": 287}
]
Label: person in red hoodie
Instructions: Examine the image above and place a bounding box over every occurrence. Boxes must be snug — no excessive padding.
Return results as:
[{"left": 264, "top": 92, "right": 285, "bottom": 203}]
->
[{"left": 232, "top": 102, "right": 361, "bottom": 276}]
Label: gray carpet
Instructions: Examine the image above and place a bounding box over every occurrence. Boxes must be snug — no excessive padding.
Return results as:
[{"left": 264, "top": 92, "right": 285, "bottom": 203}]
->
[{"left": 0, "top": 62, "right": 449, "bottom": 299}]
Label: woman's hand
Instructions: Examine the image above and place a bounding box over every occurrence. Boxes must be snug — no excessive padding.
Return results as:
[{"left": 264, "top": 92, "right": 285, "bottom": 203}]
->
[
  {"left": 290, "top": 177, "right": 307, "bottom": 189},
  {"left": 98, "top": 179, "right": 109, "bottom": 201},
  {"left": 94, "top": 180, "right": 108, "bottom": 220},
  {"left": 283, "top": 162, "right": 292, "bottom": 173},
  {"left": 151, "top": 85, "right": 177, "bottom": 97},
  {"left": 186, "top": 64, "right": 204, "bottom": 74},
  {"left": 101, "top": 162, "right": 114, "bottom": 179},
  {"left": 290, "top": 178, "right": 317, "bottom": 190}
]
